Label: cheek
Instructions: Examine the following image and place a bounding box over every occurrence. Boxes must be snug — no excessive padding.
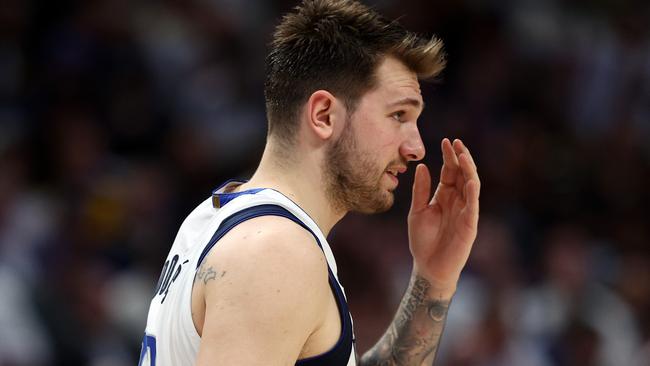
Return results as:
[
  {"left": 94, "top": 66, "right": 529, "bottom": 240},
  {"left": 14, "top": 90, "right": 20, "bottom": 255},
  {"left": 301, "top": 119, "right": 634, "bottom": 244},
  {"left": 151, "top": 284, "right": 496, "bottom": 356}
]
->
[
  {"left": 376, "top": 128, "right": 402, "bottom": 155},
  {"left": 353, "top": 112, "right": 401, "bottom": 156},
  {"left": 369, "top": 122, "right": 401, "bottom": 149},
  {"left": 358, "top": 131, "right": 397, "bottom": 160}
]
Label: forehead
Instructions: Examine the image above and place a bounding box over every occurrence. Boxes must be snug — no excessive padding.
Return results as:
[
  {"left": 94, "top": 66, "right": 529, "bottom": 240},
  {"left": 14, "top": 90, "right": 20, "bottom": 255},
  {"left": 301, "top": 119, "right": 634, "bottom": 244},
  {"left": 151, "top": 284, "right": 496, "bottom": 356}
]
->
[{"left": 365, "top": 57, "right": 422, "bottom": 106}]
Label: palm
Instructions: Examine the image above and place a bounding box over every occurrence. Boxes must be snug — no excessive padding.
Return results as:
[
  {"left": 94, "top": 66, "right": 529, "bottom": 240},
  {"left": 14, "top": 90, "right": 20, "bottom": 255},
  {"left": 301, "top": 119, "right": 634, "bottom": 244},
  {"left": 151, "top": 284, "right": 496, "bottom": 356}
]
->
[{"left": 408, "top": 139, "right": 480, "bottom": 290}]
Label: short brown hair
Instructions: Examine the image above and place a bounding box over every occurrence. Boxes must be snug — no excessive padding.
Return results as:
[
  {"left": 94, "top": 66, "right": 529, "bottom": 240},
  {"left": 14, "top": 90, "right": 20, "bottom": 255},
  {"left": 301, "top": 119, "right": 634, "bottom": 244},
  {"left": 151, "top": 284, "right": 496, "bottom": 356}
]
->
[{"left": 264, "top": 0, "right": 445, "bottom": 145}]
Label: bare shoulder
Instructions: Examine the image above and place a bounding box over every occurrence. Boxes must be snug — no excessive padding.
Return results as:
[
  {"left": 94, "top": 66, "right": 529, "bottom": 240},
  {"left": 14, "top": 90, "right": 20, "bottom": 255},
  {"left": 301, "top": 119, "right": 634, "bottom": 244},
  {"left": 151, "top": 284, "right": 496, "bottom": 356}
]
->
[
  {"left": 198, "top": 215, "right": 330, "bottom": 306},
  {"left": 201, "top": 215, "right": 328, "bottom": 280},
  {"left": 195, "top": 215, "right": 330, "bottom": 364}
]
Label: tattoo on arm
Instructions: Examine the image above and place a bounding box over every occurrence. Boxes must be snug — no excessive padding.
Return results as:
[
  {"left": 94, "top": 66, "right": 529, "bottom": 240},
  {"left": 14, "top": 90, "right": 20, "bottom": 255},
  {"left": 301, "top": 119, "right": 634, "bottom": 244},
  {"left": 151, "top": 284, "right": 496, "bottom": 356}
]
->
[
  {"left": 360, "top": 275, "right": 451, "bottom": 366},
  {"left": 195, "top": 264, "right": 226, "bottom": 285}
]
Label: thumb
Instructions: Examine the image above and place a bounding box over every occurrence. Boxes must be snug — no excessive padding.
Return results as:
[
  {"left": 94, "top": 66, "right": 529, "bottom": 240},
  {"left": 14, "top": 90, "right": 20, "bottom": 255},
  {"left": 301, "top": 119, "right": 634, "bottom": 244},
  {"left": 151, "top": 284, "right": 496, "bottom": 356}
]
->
[{"left": 410, "top": 163, "right": 431, "bottom": 213}]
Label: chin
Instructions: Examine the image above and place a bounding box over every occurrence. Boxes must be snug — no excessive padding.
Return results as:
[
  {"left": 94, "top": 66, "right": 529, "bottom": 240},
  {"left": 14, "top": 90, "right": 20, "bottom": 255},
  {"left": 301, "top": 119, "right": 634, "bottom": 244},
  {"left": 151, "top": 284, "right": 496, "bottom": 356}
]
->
[{"left": 355, "top": 192, "right": 394, "bottom": 214}]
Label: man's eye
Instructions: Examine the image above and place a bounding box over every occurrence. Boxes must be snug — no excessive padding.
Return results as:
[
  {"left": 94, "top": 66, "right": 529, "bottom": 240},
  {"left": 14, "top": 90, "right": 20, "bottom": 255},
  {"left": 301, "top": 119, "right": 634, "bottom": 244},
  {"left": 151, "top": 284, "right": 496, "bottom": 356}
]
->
[{"left": 391, "top": 111, "right": 405, "bottom": 121}]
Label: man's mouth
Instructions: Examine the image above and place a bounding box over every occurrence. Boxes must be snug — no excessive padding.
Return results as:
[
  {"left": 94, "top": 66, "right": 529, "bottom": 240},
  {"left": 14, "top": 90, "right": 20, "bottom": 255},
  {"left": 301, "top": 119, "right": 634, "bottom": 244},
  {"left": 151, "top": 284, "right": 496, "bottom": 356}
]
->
[{"left": 386, "top": 166, "right": 407, "bottom": 177}]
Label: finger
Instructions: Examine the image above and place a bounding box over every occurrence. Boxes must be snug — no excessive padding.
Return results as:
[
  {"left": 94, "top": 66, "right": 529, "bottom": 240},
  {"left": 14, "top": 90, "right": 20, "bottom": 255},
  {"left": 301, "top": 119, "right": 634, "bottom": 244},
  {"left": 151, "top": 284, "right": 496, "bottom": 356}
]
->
[
  {"left": 453, "top": 139, "right": 477, "bottom": 172},
  {"left": 464, "top": 178, "right": 480, "bottom": 228},
  {"left": 450, "top": 140, "right": 467, "bottom": 196},
  {"left": 455, "top": 140, "right": 479, "bottom": 187},
  {"left": 410, "top": 163, "right": 432, "bottom": 212},
  {"left": 440, "top": 138, "right": 459, "bottom": 186},
  {"left": 458, "top": 153, "right": 480, "bottom": 189}
]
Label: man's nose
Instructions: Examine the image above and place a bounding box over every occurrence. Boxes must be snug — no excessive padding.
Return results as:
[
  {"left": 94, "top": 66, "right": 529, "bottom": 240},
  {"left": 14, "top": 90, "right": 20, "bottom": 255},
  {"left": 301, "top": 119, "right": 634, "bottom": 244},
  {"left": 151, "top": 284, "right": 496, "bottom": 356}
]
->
[{"left": 399, "top": 125, "right": 425, "bottom": 162}]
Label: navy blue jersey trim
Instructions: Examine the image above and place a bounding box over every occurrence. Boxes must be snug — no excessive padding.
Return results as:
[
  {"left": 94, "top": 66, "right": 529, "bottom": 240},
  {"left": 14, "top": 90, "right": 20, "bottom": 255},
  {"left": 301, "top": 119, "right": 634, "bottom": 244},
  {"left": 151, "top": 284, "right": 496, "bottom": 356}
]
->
[
  {"left": 213, "top": 188, "right": 264, "bottom": 208},
  {"left": 211, "top": 178, "right": 247, "bottom": 193},
  {"left": 197, "top": 204, "right": 353, "bottom": 366},
  {"left": 211, "top": 179, "right": 268, "bottom": 208}
]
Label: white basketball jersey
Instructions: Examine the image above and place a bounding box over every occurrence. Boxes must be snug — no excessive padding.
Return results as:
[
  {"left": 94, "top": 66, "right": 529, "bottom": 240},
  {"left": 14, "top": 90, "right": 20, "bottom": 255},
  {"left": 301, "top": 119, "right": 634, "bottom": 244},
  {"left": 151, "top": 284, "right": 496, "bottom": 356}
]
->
[{"left": 139, "top": 181, "right": 356, "bottom": 366}]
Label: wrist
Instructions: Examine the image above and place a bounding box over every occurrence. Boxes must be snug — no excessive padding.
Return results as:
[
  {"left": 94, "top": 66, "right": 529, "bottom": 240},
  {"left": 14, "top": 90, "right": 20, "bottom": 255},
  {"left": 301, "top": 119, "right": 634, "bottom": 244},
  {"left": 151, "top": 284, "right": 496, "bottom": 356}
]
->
[
  {"left": 411, "top": 266, "right": 458, "bottom": 300},
  {"left": 425, "top": 283, "right": 456, "bottom": 300}
]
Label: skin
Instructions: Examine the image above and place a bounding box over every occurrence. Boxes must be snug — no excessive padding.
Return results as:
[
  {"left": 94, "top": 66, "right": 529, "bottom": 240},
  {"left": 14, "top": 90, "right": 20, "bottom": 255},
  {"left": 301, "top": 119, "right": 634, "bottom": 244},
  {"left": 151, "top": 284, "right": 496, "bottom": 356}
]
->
[
  {"left": 192, "top": 56, "right": 480, "bottom": 365},
  {"left": 323, "top": 57, "right": 426, "bottom": 215}
]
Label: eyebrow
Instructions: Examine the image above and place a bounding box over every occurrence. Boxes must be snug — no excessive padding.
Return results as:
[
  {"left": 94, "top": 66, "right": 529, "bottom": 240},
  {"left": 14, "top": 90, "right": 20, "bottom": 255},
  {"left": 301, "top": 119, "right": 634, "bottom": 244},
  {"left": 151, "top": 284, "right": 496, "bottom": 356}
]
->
[{"left": 387, "top": 97, "right": 425, "bottom": 111}]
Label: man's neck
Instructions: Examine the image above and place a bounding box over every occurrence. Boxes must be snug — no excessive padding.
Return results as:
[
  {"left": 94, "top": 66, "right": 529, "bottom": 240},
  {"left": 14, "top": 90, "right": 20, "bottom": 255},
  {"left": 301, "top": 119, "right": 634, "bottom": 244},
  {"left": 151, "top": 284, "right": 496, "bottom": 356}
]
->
[{"left": 234, "top": 146, "right": 346, "bottom": 236}]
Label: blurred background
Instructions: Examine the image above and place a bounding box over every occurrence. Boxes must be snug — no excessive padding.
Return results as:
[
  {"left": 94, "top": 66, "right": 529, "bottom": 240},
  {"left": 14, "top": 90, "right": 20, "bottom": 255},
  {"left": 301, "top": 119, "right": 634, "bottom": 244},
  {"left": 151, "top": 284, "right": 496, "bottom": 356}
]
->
[{"left": 0, "top": 0, "right": 649, "bottom": 365}]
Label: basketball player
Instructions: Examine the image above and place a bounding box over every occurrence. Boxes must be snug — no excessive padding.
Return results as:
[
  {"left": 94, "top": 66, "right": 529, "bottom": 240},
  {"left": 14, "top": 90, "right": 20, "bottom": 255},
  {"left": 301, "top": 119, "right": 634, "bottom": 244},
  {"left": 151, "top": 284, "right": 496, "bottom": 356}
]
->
[{"left": 140, "top": 1, "right": 480, "bottom": 365}]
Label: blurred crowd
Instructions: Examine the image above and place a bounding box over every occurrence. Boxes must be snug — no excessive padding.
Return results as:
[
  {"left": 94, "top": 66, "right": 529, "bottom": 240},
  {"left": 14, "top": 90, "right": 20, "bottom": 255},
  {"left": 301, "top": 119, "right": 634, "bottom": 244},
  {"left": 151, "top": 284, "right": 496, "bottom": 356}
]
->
[{"left": 0, "top": 0, "right": 648, "bottom": 365}]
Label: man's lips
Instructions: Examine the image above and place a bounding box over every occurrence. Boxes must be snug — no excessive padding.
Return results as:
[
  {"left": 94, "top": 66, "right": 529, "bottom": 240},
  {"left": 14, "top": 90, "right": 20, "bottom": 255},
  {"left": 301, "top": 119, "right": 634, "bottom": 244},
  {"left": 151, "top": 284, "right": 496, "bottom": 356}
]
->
[
  {"left": 386, "top": 172, "right": 399, "bottom": 185},
  {"left": 386, "top": 166, "right": 407, "bottom": 176}
]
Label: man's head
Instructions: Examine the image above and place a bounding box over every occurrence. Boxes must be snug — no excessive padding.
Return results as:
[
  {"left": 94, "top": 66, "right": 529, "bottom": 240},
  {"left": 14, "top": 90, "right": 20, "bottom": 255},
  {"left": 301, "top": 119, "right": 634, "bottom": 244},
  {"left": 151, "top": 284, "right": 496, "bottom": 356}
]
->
[
  {"left": 264, "top": 0, "right": 446, "bottom": 213},
  {"left": 265, "top": 0, "right": 445, "bottom": 146}
]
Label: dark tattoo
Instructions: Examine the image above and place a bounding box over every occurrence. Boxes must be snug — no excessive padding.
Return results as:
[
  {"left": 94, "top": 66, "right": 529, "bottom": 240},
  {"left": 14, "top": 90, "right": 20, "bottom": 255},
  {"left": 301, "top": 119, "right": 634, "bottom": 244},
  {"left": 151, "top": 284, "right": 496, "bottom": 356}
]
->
[
  {"left": 195, "top": 264, "right": 225, "bottom": 285},
  {"left": 360, "top": 275, "right": 451, "bottom": 366}
]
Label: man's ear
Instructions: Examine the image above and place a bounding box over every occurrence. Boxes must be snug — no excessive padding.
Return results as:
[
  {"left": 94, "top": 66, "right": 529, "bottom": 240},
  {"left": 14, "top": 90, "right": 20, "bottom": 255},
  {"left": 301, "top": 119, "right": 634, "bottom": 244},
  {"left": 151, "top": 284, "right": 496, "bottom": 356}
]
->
[{"left": 306, "top": 90, "right": 341, "bottom": 140}]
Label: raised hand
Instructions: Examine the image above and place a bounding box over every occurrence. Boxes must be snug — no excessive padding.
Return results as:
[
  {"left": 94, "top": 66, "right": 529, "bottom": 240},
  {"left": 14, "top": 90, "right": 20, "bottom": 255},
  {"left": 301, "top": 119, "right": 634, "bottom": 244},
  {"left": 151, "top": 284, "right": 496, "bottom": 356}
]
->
[
  {"left": 408, "top": 138, "right": 480, "bottom": 298},
  {"left": 361, "top": 139, "right": 479, "bottom": 366}
]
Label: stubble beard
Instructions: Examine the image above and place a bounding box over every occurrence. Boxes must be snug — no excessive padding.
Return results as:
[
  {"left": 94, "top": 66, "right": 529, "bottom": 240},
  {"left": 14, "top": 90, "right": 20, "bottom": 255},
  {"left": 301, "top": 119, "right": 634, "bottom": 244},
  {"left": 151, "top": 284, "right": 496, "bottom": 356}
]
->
[{"left": 323, "top": 117, "right": 395, "bottom": 214}]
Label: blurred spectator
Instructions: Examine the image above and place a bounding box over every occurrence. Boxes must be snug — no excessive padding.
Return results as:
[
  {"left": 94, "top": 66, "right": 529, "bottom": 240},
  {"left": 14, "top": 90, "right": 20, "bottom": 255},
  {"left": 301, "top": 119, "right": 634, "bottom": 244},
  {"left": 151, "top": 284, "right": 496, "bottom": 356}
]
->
[{"left": 517, "top": 225, "right": 641, "bottom": 366}]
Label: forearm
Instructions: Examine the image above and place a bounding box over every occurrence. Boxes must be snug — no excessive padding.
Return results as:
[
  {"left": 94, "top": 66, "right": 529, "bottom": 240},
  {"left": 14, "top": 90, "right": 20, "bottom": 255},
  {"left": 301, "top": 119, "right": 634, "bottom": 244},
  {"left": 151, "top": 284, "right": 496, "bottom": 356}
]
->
[{"left": 360, "top": 274, "right": 452, "bottom": 366}]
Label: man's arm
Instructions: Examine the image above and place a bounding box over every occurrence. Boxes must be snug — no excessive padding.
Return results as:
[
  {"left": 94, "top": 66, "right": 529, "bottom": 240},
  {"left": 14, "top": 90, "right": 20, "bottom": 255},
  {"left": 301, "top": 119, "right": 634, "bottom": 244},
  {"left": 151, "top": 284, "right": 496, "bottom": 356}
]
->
[
  {"left": 361, "top": 274, "right": 451, "bottom": 366},
  {"left": 194, "top": 216, "right": 331, "bottom": 366},
  {"left": 362, "top": 139, "right": 480, "bottom": 366}
]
